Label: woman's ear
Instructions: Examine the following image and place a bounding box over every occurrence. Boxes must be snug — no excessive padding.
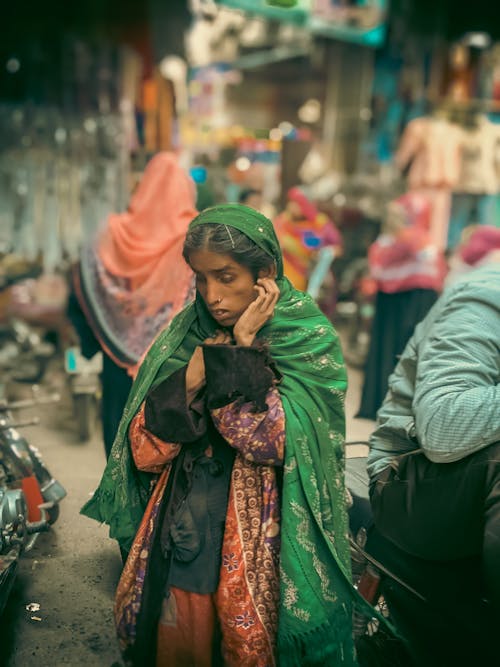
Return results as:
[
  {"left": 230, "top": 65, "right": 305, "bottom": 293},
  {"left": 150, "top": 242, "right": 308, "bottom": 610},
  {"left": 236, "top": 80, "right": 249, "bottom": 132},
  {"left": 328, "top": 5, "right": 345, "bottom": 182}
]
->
[{"left": 258, "top": 263, "right": 277, "bottom": 279}]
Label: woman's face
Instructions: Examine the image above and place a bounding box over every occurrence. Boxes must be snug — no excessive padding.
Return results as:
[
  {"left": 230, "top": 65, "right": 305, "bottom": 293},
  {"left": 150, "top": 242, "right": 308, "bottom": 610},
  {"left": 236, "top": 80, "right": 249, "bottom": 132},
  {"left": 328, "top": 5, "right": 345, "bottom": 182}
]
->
[{"left": 188, "top": 249, "right": 261, "bottom": 327}]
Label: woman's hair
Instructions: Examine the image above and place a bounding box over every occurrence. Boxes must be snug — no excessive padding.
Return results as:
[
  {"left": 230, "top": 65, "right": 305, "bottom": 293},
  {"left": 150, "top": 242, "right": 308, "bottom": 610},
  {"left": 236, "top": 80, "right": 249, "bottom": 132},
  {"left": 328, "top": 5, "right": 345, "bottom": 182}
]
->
[{"left": 183, "top": 223, "right": 275, "bottom": 279}]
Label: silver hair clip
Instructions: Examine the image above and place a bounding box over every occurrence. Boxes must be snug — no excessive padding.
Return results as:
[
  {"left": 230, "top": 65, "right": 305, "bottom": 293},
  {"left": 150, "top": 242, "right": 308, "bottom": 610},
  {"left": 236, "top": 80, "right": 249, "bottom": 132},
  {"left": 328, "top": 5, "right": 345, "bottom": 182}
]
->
[{"left": 224, "top": 225, "right": 236, "bottom": 249}]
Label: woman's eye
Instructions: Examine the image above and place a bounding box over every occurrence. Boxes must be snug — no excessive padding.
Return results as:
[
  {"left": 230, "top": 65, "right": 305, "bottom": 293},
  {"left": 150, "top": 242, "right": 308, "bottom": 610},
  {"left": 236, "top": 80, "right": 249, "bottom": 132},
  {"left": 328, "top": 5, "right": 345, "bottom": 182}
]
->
[{"left": 219, "top": 274, "right": 234, "bottom": 284}]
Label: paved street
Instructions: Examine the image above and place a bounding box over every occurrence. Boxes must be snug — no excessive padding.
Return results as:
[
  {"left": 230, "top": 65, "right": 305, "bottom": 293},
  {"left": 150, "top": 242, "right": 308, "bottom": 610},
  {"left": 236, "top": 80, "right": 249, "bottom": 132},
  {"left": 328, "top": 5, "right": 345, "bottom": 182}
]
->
[{"left": 0, "top": 358, "right": 374, "bottom": 667}]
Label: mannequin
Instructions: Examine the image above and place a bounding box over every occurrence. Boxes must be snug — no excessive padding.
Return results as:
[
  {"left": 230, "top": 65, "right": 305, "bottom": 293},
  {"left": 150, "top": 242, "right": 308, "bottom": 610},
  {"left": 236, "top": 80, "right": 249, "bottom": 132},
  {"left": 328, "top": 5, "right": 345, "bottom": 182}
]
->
[{"left": 395, "top": 110, "right": 464, "bottom": 249}]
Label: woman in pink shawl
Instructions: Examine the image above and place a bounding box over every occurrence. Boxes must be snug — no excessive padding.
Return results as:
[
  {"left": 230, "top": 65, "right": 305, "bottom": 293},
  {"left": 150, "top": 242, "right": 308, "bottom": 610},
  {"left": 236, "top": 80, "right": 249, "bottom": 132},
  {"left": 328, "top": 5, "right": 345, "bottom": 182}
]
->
[{"left": 69, "top": 152, "right": 197, "bottom": 458}]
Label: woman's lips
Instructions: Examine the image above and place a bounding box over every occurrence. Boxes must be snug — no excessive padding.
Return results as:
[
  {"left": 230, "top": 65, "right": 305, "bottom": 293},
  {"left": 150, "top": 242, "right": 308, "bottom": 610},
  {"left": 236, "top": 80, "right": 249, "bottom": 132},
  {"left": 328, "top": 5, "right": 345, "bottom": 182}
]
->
[{"left": 211, "top": 308, "right": 229, "bottom": 319}]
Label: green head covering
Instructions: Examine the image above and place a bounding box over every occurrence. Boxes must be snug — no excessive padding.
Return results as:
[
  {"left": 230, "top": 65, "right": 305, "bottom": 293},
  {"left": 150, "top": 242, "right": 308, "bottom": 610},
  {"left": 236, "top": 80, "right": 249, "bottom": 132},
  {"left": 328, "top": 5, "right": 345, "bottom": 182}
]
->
[
  {"left": 82, "top": 204, "right": 372, "bottom": 665},
  {"left": 188, "top": 203, "right": 284, "bottom": 278}
]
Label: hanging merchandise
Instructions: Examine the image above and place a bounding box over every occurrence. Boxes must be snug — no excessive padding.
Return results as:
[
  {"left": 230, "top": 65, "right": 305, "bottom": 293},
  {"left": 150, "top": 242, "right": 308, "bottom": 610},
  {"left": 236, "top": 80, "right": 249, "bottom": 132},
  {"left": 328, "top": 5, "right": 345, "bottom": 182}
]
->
[
  {"left": 308, "top": 0, "right": 388, "bottom": 47},
  {"left": 447, "top": 112, "right": 500, "bottom": 248},
  {"left": 455, "top": 114, "right": 500, "bottom": 195},
  {"left": 141, "top": 68, "right": 175, "bottom": 153},
  {"left": 119, "top": 48, "right": 142, "bottom": 153},
  {"left": 478, "top": 43, "right": 500, "bottom": 104},
  {"left": 180, "top": 64, "right": 243, "bottom": 156},
  {"left": 0, "top": 33, "right": 142, "bottom": 269},
  {"left": 395, "top": 105, "right": 500, "bottom": 251},
  {"left": 159, "top": 56, "right": 189, "bottom": 114},
  {"left": 395, "top": 111, "right": 465, "bottom": 250},
  {"left": 188, "top": 2, "right": 311, "bottom": 69},
  {"left": 0, "top": 107, "right": 130, "bottom": 270},
  {"left": 214, "top": 0, "right": 308, "bottom": 24},
  {"left": 443, "top": 44, "right": 475, "bottom": 103},
  {"left": 215, "top": 0, "right": 388, "bottom": 46}
]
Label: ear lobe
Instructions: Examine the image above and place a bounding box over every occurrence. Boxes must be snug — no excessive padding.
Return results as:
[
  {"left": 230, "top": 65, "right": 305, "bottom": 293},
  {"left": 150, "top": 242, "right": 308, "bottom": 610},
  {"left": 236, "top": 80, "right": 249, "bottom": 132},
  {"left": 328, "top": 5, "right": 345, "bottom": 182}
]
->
[{"left": 258, "top": 263, "right": 277, "bottom": 279}]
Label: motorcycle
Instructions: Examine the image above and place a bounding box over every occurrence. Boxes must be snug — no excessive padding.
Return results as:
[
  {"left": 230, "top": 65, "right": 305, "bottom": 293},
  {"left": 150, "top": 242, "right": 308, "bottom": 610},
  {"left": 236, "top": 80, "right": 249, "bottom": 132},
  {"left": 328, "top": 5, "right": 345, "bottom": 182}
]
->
[
  {"left": 0, "top": 391, "right": 66, "bottom": 616},
  {"left": 345, "top": 442, "right": 496, "bottom": 667},
  {"left": 0, "top": 272, "right": 68, "bottom": 386},
  {"left": 0, "top": 317, "right": 56, "bottom": 384}
]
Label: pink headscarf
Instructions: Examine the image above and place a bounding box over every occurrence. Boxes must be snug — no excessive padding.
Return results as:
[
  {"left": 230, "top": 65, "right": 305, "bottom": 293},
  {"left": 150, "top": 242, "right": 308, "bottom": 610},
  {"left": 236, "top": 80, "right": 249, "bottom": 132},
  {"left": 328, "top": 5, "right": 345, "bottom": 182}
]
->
[
  {"left": 76, "top": 152, "right": 197, "bottom": 372},
  {"left": 287, "top": 187, "right": 319, "bottom": 222},
  {"left": 98, "top": 152, "right": 197, "bottom": 312},
  {"left": 459, "top": 225, "right": 500, "bottom": 266}
]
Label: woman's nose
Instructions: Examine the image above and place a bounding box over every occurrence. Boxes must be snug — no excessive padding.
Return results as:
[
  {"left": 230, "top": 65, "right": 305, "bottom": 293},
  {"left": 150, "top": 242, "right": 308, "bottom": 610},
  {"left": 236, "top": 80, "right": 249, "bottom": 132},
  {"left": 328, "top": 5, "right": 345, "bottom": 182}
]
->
[{"left": 206, "top": 281, "right": 219, "bottom": 305}]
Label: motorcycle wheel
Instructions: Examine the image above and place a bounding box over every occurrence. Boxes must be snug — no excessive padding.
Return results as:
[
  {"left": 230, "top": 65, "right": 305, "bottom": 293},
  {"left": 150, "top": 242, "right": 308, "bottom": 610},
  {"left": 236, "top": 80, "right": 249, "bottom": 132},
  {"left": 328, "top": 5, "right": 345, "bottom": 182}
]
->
[{"left": 74, "top": 393, "right": 96, "bottom": 442}]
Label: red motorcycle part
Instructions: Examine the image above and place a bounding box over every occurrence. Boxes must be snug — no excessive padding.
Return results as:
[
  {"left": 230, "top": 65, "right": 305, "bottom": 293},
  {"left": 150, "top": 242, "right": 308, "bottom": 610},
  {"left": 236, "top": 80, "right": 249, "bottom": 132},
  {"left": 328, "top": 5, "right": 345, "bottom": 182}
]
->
[{"left": 21, "top": 475, "right": 44, "bottom": 522}]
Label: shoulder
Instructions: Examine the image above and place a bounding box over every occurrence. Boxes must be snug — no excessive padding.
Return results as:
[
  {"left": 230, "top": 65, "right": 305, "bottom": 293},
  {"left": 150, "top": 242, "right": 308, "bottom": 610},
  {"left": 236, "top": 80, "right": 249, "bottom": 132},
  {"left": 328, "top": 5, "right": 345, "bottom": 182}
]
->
[{"left": 440, "top": 265, "right": 500, "bottom": 313}]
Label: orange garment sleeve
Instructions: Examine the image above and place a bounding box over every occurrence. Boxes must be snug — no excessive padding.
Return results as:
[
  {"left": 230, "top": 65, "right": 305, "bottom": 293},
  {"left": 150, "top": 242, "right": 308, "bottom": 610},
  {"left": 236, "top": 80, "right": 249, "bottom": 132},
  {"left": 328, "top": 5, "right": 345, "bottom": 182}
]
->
[{"left": 129, "top": 403, "right": 181, "bottom": 473}]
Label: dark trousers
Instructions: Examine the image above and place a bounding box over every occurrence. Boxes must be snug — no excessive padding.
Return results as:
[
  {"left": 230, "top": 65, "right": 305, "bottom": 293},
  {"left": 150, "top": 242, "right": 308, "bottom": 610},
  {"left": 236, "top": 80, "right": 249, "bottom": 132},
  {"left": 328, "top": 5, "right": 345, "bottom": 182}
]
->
[
  {"left": 101, "top": 354, "right": 133, "bottom": 458},
  {"left": 370, "top": 443, "right": 500, "bottom": 615}
]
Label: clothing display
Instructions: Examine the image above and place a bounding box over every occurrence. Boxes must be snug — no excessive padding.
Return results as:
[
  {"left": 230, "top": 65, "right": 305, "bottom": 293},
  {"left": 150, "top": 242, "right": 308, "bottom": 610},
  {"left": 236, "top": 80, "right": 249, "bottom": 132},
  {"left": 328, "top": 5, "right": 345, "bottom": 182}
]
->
[
  {"left": 478, "top": 44, "right": 500, "bottom": 103},
  {"left": 443, "top": 43, "right": 474, "bottom": 104},
  {"left": 0, "top": 108, "right": 130, "bottom": 270},
  {"left": 81, "top": 204, "right": 370, "bottom": 666},
  {"left": 396, "top": 112, "right": 500, "bottom": 250},
  {"left": 456, "top": 116, "right": 500, "bottom": 195},
  {"left": 444, "top": 116, "right": 500, "bottom": 248},
  {"left": 395, "top": 115, "right": 464, "bottom": 249},
  {"left": 395, "top": 116, "right": 464, "bottom": 191}
]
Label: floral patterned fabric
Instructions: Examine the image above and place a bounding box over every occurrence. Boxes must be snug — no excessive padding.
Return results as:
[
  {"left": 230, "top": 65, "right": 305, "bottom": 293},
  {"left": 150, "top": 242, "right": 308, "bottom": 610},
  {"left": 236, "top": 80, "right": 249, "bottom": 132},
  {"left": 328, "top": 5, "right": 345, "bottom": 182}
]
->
[
  {"left": 114, "top": 388, "right": 285, "bottom": 665},
  {"left": 115, "top": 469, "right": 169, "bottom": 654},
  {"left": 216, "top": 456, "right": 281, "bottom": 666}
]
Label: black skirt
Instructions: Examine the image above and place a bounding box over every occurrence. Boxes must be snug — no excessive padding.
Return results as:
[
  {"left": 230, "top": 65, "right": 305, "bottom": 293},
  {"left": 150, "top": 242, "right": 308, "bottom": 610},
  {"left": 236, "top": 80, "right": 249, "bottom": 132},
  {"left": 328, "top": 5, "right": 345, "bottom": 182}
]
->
[{"left": 356, "top": 288, "right": 438, "bottom": 421}]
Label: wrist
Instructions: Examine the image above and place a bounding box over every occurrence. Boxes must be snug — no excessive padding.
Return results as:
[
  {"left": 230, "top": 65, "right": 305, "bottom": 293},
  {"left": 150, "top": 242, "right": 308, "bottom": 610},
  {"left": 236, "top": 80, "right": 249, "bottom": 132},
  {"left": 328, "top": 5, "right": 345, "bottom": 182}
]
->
[{"left": 234, "top": 332, "right": 255, "bottom": 347}]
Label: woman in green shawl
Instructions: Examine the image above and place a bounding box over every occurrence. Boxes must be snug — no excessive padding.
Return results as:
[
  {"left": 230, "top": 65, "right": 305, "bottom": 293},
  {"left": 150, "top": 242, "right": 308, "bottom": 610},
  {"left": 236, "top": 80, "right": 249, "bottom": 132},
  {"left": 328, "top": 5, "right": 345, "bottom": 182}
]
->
[{"left": 81, "top": 204, "right": 358, "bottom": 666}]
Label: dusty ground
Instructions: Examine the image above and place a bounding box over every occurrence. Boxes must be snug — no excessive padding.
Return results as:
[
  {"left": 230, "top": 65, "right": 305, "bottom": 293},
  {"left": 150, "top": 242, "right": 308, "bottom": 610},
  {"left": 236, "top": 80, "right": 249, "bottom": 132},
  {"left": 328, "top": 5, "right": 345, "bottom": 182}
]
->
[
  {"left": 0, "top": 358, "right": 374, "bottom": 667},
  {"left": 0, "top": 363, "right": 123, "bottom": 667}
]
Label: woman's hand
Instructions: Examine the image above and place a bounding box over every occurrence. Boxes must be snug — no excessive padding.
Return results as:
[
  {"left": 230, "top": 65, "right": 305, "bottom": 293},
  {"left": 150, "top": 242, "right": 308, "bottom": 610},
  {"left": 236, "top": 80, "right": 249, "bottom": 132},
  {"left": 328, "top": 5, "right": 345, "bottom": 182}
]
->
[
  {"left": 233, "top": 278, "right": 280, "bottom": 347},
  {"left": 185, "top": 331, "right": 231, "bottom": 403}
]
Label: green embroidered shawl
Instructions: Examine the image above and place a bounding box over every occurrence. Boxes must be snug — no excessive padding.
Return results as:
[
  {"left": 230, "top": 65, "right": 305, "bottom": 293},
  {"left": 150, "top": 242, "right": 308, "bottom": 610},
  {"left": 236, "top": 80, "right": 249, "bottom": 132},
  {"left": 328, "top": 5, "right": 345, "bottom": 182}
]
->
[{"left": 81, "top": 204, "right": 358, "bottom": 665}]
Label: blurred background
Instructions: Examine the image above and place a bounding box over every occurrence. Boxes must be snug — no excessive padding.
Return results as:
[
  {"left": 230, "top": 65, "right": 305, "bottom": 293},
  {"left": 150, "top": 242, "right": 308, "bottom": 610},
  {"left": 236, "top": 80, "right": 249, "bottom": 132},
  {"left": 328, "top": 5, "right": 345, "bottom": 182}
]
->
[
  {"left": 1, "top": 0, "right": 499, "bottom": 267},
  {"left": 0, "top": 2, "right": 500, "bottom": 663},
  {"left": 1, "top": 0, "right": 499, "bottom": 419}
]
